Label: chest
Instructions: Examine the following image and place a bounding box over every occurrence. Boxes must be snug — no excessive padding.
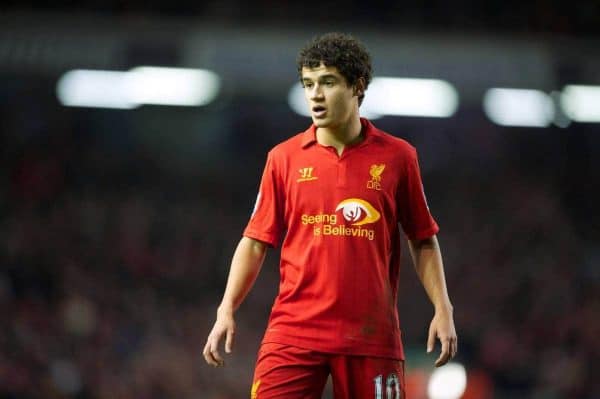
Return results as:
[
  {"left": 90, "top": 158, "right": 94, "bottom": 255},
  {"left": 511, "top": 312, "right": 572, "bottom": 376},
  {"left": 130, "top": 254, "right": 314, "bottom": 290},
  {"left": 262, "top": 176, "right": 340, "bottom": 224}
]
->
[{"left": 283, "top": 148, "right": 401, "bottom": 221}]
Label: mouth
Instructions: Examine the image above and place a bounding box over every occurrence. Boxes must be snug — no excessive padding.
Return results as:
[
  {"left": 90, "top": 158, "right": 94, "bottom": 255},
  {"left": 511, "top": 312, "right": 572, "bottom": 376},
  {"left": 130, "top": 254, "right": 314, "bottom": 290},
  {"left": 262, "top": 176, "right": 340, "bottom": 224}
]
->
[{"left": 312, "top": 105, "right": 327, "bottom": 118}]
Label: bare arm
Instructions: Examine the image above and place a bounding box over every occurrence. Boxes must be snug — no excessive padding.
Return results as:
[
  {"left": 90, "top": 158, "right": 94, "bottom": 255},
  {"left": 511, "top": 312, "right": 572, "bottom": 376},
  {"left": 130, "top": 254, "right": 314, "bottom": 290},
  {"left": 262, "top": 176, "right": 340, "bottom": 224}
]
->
[
  {"left": 408, "top": 235, "right": 457, "bottom": 367},
  {"left": 203, "top": 236, "right": 267, "bottom": 367}
]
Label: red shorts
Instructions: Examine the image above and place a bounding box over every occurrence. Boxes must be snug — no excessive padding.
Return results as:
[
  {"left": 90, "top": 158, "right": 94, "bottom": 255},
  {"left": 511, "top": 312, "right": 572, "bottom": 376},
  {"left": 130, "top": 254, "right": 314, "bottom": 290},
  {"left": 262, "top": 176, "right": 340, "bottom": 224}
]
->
[{"left": 252, "top": 342, "right": 405, "bottom": 399}]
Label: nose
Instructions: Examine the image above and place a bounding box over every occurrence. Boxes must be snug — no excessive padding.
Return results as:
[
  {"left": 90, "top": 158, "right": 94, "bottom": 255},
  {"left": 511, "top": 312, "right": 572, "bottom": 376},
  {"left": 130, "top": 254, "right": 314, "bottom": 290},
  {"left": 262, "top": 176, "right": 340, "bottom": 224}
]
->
[{"left": 309, "top": 84, "right": 324, "bottom": 101}]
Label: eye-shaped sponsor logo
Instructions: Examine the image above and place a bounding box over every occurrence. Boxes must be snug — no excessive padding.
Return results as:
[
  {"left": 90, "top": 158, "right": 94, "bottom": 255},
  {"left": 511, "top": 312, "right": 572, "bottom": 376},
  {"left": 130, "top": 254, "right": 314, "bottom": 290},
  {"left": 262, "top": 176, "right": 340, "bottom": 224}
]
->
[
  {"left": 335, "top": 198, "right": 381, "bottom": 226},
  {"left": 251, "top": 380, "right": 260, "bottom": 399},
  {"left": 250, "top": 380, "right": 260, "bottom": 399}
]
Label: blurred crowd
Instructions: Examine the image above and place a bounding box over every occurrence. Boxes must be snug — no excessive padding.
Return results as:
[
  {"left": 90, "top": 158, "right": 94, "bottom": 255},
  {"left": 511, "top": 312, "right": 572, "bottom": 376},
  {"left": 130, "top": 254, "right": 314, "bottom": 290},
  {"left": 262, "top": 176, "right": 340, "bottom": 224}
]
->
[
  {"left": 2, "top": 1, "right": 599, "bottom": 37},
  {"left": 0, "top": 97, "right": 598, "bottom": 399}
]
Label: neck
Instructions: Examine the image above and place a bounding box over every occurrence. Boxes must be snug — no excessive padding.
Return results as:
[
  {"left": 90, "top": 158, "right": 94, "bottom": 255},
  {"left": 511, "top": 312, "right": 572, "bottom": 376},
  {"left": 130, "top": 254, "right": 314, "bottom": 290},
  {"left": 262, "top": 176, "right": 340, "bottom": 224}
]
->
[{"left": 316, "top": 116, "right": 363, "bottom": 155}]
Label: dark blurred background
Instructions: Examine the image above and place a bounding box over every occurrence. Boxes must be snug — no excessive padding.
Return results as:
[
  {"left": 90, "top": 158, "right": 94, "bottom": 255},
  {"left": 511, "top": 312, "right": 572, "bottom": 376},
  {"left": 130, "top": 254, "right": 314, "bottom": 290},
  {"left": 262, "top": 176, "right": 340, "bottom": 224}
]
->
[{"left": 0, "top": 2, "right": 599, "bottom": 398}]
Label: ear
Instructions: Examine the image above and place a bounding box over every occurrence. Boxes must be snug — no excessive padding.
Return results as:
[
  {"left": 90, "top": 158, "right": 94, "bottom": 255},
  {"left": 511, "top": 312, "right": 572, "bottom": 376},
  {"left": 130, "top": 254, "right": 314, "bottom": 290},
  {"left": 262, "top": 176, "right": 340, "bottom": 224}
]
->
[{"left": 353, "top": 77, "right": 366, "bottom": 98}]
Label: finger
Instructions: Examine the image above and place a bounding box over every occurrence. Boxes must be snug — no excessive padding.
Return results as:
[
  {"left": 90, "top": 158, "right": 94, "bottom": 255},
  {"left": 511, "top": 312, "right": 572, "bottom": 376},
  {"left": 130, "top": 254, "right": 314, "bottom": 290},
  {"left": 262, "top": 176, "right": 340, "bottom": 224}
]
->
[
  {"left": 435, "top": 338, "right": 451, "bottom": 367},
  {"left": 210, "top": 342, "right": 225, "bottom": 367},
  {"left": 427, "top": 326, "right": 436, "bottom": 353},
  {"left": 204, "top": 335, "right": 225, "bottom": 367},
  {"left": 203, "top": 340, "right": 218, "bottom": 366},
  {"left": 225, "top": 328, "right": 235, "bottom": 354},
  {"left": 452, "top": 336, "right": 458, "bottom": 358}
]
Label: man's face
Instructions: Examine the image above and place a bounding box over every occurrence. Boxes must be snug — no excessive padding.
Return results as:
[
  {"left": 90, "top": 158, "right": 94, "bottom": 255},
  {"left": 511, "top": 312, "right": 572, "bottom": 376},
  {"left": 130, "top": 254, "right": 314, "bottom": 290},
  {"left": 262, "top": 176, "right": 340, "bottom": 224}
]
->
[{"left": 301, "top": 63, "right": 358, "bottom": 129}]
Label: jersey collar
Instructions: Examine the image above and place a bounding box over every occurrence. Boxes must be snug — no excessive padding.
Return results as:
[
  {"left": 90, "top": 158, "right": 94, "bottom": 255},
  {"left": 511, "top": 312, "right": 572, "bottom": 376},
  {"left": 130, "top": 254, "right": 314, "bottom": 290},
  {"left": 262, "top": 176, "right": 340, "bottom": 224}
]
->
[{"left": 301, "top": 118, "right": 376, "bottom": 149}]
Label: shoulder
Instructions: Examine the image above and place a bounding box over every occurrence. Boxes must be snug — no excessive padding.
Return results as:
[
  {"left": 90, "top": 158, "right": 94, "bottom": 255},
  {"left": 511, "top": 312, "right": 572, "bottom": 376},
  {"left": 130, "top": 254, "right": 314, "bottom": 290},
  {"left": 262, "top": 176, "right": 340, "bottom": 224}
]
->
[
  {"left": 261, "top": 131, "right": 306, "bottom": 174},
  {"left": 369, "top": 124, "right": 417, "bottom": 160}
]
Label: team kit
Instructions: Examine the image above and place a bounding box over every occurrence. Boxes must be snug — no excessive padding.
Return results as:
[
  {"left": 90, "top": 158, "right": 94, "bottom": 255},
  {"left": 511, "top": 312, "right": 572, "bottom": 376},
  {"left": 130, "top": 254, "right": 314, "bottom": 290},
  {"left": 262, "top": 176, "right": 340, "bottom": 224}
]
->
[{"left": 244, "top": 118, "right": 439, "bottom": 373}]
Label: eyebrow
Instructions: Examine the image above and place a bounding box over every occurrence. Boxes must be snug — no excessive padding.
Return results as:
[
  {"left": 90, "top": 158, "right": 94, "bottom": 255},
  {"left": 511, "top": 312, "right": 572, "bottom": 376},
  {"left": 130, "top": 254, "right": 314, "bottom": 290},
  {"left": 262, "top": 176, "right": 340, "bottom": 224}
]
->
[{"left": 302, "top": 74, "right": 340, "bottom": 82}]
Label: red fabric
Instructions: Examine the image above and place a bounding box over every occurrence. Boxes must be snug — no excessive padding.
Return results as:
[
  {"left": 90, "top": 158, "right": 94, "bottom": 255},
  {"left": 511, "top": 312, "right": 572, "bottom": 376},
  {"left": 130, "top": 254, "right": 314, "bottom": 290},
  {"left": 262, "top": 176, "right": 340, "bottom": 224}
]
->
[
  {"left": 244, "top": 118, "right": 439, "bottom": 360},
  {"left": 252, "top": 342, "right": 405, "bottom": 399}
]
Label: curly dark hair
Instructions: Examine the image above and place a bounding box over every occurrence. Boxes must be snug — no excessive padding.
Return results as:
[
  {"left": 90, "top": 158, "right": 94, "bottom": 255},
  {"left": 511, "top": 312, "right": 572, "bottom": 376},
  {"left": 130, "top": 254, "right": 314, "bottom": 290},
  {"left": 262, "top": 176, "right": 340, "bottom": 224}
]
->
[{"left": 297, "top": 32, "right": 373, "bottom": 106}]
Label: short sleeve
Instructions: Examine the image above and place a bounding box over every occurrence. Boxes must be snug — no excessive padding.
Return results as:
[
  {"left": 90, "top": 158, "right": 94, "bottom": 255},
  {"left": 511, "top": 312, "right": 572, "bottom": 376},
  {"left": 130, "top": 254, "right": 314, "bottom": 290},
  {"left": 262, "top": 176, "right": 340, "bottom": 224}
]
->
[
  {"left": 397, "top": 147, "right": 439, "bottom": 240},
  {"left": 243, "top": 151, "right": 285, "bottom": 247}
]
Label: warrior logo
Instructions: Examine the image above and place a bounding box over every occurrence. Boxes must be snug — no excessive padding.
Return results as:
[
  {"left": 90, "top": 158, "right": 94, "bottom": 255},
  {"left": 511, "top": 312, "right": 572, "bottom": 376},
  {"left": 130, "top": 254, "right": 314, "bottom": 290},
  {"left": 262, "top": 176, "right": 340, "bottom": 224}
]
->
[{"left": 298, "top": 167, "right": 318, "bottom": 182}]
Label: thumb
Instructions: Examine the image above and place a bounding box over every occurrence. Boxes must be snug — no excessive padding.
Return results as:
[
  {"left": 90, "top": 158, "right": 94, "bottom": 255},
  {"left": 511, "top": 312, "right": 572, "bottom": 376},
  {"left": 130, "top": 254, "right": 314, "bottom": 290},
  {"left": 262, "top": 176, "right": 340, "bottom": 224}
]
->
[
  {"left": 225, "top": 327, "right": 235, "bottom": 354},
  {"left": 427, "top": 325, "right": 436, "bottom": 353}
]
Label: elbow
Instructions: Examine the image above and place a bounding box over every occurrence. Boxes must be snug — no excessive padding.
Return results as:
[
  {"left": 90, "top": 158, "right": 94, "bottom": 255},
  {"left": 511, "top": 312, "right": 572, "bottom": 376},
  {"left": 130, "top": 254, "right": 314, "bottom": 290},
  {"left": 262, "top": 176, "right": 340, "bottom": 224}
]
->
[
  {"left": 242, "top": 236, "right": 268, "bottom": 257},
  {"left": 409, "top": 234, "right": 437, "bottom": 250}
]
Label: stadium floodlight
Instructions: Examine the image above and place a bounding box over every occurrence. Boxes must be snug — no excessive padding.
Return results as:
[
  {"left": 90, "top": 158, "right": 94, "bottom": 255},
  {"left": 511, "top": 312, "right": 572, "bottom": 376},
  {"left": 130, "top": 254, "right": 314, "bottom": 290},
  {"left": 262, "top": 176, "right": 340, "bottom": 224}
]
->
[
  {"left": 128, "top": 66, "right": 221, "bottom": 106},
  {"left": 57, "top": 67, "right": 221, "bottom": 109},
  {"left": 57, "top": 70, "right": 137, "bottom": 109},
  {"left": 483, "top": 88, "right": 554, "bottom": 127},
  {"left": 288, "top": 77, "right": 458, "bottom": 119},
  {"left": 363, "top": 78, "right": 459, "bottom": 118},
  {"left": 288, "top": 82, "right": 311, "bottom": 117},
  {"left": 560, "top": 85, "right": 600, "bottom": 123},
  {"left": 427, "top": 362, "right": 467, "bottom": 399}
]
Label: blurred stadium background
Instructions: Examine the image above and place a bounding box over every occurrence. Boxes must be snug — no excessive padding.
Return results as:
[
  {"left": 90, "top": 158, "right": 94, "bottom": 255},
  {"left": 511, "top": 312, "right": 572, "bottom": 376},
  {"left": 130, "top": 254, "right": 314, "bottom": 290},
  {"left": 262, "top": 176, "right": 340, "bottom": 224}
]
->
[{"left": 0, "top": 2, "right": 599, "bottom": 398}]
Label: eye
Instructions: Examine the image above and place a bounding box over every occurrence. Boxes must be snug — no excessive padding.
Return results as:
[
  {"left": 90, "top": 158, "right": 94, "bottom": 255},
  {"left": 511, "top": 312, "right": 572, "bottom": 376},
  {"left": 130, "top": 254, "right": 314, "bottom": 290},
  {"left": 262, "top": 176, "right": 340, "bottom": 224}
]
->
[
  {"left": 303, "top": 82, "right": 314, "bottom": 89},
  {"left": 325, "top": 80, "right": 335, "bottom": 87}
]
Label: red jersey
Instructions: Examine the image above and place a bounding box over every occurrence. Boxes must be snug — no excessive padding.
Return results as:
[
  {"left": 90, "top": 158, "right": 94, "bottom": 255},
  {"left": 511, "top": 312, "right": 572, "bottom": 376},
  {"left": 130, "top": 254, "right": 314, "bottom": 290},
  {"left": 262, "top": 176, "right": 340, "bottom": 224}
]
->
[{"left": 243, "top": 118, "right": 439, "bottom": 360}]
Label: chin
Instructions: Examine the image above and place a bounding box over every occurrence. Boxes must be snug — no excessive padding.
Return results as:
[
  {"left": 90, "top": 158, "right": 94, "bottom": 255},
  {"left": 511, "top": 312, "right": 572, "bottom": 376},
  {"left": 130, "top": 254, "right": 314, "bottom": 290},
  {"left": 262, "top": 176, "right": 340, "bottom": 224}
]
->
[{"left": 312, "top": 118, "right": 331, "bottom": 128}]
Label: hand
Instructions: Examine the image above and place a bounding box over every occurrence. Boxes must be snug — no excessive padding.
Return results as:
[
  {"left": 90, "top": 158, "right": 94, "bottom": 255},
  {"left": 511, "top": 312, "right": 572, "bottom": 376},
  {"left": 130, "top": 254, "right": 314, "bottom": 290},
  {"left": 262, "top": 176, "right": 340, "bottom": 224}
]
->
[
  {"left": 203, "top": 308, "right": 236, "bottom": 367},
  {"left": 427, "top": 308, "right": 457, "bottom": 367}
]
